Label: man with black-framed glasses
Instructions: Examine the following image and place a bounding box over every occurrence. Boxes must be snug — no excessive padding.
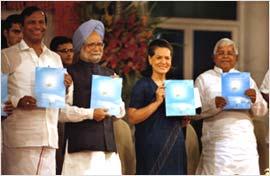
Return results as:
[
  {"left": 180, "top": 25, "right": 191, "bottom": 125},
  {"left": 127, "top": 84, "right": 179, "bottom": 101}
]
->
[{"left": 50, "top": 36, "right": 75, "bottom": 67}]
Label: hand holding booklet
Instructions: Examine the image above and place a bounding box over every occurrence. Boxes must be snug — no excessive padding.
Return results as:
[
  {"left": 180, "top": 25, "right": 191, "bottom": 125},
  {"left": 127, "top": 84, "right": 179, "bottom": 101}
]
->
[
  {"left": 222, "top": 72, "right": 251, "bottom": 109},
  {"left": 90, "top": 75, "right": 123, "bottom": 116},
  {"left": 35, "top": 67, "right": 66, "bottom": 108},
  {"left": 165, "top": 80, "right": 196, "bottom": 116}
]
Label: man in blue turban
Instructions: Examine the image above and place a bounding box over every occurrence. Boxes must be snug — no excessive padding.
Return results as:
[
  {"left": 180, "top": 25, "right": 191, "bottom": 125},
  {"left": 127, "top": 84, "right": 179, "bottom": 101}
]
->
[{"left": 61, "top": 19, "right": 125, "bottom": 175}]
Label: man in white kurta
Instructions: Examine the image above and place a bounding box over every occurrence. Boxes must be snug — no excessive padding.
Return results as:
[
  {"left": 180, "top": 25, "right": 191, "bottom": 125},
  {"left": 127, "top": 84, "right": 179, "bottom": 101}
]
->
[
  {"left": 1, "top": 7, "right": 96, "bottom": 175},
  {"left": 195, "top": 38, "right": 268, "bottom": 175},
  {"left": 1, "top": 6, "right": 64, "bottom": 175}
]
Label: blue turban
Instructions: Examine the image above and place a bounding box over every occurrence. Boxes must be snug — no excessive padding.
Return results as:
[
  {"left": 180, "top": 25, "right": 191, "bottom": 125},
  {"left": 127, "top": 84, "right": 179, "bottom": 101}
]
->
[{"left": 72, "top": 19, "right": 105, "bottom": 53}]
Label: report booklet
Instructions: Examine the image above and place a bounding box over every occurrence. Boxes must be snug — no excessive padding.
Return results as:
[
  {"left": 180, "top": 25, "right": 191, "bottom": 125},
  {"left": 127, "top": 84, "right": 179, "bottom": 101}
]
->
[
  {"left": 222, "top": 72, "right": 251, "bottom": 109},
  {"left": 90, "top": 75, "right": 123, "bottom": 116},
  {"left": 1, "top": 74, "right": 8, "bottom": 116},
  {"left": 35, "top": 67, "right": 66, "bottom": 108},
  {"left": 165, "top": 80, "right": 196, "bottom": 116}
]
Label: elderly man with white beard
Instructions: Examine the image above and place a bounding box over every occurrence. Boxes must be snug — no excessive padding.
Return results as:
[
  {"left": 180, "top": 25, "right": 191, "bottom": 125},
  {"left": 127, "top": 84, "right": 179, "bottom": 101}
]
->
[{"left": 61, "top": 19, "right": 125, "bottom": 175}]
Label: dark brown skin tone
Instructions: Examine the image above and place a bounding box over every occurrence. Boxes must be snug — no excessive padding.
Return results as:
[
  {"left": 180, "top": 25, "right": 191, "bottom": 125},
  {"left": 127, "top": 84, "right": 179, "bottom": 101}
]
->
[{"left": 214, "top": 44, "right": 256, "bottom": 109}]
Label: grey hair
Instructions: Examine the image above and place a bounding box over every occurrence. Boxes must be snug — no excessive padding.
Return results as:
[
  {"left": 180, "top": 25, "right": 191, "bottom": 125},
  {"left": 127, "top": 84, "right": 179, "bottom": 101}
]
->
[{"left": 213, "top": 38, "right": 239, "bottom": 55}]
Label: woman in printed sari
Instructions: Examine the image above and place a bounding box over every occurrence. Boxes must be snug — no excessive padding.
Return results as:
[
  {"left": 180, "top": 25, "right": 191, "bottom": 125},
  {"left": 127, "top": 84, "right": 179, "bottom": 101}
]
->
[{"left": 128, "top": 39, "right": 187, "bottom": 174}]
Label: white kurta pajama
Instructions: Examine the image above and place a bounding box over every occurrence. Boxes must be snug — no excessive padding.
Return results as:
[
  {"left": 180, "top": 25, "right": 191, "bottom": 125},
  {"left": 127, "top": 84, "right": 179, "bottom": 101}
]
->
[
  {"left": 1, "top": 41, "right": 95, "bottom": 175},
  {"left": 195, "top": 66, "right": 268, "bottom": 175},
  {"left": 1, "top": 40, "right": 63, "bottom": 175}
]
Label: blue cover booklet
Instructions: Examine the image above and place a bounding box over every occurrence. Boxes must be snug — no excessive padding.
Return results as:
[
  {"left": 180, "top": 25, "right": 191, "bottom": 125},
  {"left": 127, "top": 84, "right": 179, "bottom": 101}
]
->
[
  {"left": 222, "top": 72, "right": 251, "bottom": 109},
  {"left": 165, "top": 80, "right": 196, "bottom": 116},
  {"left": 90, "top": 75, "right": 123, "bottom": 116},
  {"left": 1, "top": 74, "right": 8, "bottom": 116},
  {"left": 35, "top": 67, "right": 66, "bottom": 108}
]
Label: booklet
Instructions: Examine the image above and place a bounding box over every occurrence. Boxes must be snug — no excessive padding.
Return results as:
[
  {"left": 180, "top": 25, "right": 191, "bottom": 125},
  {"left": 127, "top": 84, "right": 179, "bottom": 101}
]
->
[
  {"left": 90, "top": 75, "right": 123, "bottom": 117},
  {"left": 222, "top": 72, "right": 251, "bottom": 109},
  {"left": 1, "top": 74, "right": 8, "bottom": 116},
  {"left": 35, "top": 67, "right": 66, "bottom": 108},
  {"left": 165, "top": 80, "right": 196, "bottom": 116}
]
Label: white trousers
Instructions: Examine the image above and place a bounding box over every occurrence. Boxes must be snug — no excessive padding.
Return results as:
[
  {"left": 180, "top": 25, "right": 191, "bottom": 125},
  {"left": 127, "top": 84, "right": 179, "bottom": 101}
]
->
[
  {"left": 62, "top": 144, "right": 121, "bottom": 175},
  {"left": 2, "top": 145, "right": 56, "bottom": 175}
]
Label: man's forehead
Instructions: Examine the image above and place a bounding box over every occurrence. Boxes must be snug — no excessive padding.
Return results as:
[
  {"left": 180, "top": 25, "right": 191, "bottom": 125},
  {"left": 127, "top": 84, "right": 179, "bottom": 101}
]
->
[{"left": 217, "top": 44, "right": 234, "bottom": 50}]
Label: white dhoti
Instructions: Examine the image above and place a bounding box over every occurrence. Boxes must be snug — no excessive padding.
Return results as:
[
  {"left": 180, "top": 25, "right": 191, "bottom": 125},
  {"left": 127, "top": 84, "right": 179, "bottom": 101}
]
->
[
  {"left": 2, "top": 145, "right": 56, "bottom": 175},
  {"left": 196, "top": 117, "right": 260, "bottom": 175},
  {"left": 62, "top": 142, "right": 122, "bottom": 175}
]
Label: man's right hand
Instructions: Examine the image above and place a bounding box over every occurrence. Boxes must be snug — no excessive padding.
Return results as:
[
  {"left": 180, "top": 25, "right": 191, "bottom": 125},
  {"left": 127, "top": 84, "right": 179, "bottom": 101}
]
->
[
  {"left": 17, "top": 96, "right": 37, "bottom": 110},
  {"left": 215, "top": 96, "right": 227, "bottom": 109},
  {"left": 93, "top": 108, "right": 109, "bottom": 122}
]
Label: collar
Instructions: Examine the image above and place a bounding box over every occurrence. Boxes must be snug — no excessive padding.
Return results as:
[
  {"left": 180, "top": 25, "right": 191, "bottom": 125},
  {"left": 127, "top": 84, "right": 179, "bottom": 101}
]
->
[
  {"left": 214, "top": 66, "right": 237, "bottom": 74},
  {"left": 19, "top": 40, "right": 49, "bottom": 54}
]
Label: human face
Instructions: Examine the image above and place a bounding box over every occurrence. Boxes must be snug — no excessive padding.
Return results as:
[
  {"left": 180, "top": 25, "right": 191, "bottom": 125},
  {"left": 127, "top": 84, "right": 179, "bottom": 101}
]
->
[
  {"left": 22, "top": 11, "right": 46, "bottom": 44},
  {"left": 80, "top": 31, "right": 104, "bottom": 63},
  {"left": 214, "top": 44, "right": 238, "bottom": 72},
  {"left": 4, "top": 23, "right": 23, "bottom": 46},
  {"left": 56, "top": 43, "right": 74, "bottom": 67},
  {"left": 148, "top": 47, "right": 172, "bottom": 75}
]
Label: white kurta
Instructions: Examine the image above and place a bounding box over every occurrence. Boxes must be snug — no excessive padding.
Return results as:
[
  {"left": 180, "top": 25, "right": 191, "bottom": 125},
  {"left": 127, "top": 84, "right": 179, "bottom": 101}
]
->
[
  {"left": 1, "top": 40, "right": 63, "bottom": 175},
  {"left": 195, "top": 66, "right": 268, "bottom": 175}
]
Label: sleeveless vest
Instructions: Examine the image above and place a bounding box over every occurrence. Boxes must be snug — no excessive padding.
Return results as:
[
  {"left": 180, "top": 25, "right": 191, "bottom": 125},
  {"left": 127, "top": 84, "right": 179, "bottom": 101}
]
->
[{"left": 65, "top": 60, "right": 117, "bottom": 153}]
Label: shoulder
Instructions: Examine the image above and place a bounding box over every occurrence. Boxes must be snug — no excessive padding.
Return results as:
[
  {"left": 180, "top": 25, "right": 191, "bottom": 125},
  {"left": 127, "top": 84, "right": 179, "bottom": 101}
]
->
[
  {"left": 196, "top": 69, "right": 215, "bottom": 80},
  {"left": 1, "top": 43, "right": 20, "bottom": 56},
  {"left": 133, "top": 77, "right": 151, "bottom": 88},
  {"left": 99, "top": 65, "right": 114, "bottom": 75}
]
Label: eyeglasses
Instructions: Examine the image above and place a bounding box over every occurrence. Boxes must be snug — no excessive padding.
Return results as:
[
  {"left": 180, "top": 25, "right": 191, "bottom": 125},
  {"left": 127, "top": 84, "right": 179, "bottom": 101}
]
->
[
  {"left": 84, "top": 42, "right": 104, "bottom": 49},
  {"left": 57, "top": 48, "right": 74, "bottom": 53},
  {"left": 215, "top": 51, "right": 236, "bottom": 57}
]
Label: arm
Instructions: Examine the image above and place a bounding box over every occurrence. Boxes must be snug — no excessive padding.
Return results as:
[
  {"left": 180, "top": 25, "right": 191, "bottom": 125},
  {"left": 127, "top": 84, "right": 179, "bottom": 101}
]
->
[
  {"left": 128, "top": 85, "right": 164, "bottom": 125},
  {"left": 59, "top": 83, "right": 109, "bottom": 122},
  {"left": 248, "top": 79, "right": 268, "bottom": 117}
]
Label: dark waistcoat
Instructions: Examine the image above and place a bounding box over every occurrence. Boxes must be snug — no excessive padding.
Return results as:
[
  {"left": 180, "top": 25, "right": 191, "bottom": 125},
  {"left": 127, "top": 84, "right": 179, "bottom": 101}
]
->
[{"left": 65, "top": 60, "right": 117, "bottom": 153}]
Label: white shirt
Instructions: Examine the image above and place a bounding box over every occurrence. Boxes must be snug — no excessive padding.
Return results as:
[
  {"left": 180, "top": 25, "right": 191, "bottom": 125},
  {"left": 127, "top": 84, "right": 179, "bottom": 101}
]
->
[
  {"left": 260, "top": 69, "right": 269, "bottom": 94},
  {"left": 195, "top": 66, "right": 267, "bottom": 175},
  {"left": 1, "top": 40, "right": 64, "bottom": 148}
]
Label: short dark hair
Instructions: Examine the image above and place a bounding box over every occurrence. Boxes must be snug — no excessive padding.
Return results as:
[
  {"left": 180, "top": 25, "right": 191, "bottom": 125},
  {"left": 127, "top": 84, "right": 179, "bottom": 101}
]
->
[
  {"left": 50, "top": 36, "right": 73, "bottom": 51},
  {"left": 21, "top": 6, "right": 47, "bottom": 26},
  {"left": 3, "top": 14, "right": 22, "bottom": 31},
  {"left": 148, "top": 39, "right": 173, "bottom": 57}
]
